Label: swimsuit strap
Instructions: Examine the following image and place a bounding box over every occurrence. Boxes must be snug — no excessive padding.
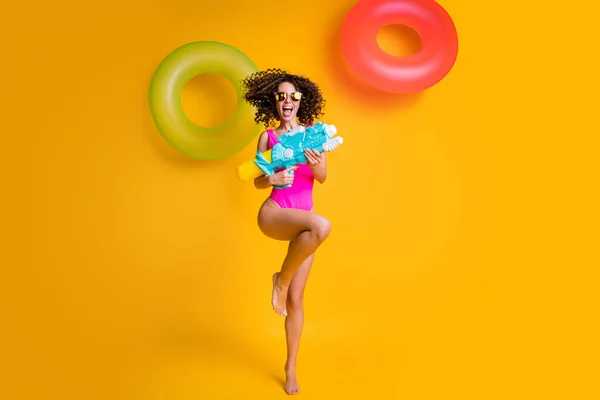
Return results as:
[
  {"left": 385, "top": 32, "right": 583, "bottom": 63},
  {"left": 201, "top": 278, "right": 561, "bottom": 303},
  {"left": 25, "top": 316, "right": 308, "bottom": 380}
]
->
[{"left": 267, "top": 129, "right": 278, "bottom": 149}]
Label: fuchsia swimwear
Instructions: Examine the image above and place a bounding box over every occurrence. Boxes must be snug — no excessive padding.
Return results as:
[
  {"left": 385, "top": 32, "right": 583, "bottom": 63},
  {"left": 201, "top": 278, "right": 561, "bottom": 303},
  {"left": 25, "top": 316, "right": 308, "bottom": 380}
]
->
[{"left": 267, "top": 129, "right": 315, "bottom": 211}]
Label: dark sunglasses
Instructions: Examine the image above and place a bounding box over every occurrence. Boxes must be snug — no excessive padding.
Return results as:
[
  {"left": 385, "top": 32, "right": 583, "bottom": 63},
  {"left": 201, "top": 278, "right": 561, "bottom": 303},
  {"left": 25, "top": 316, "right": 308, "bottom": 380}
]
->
[{"left": 274, "top": 91, "right": 302, "bottom": 102}]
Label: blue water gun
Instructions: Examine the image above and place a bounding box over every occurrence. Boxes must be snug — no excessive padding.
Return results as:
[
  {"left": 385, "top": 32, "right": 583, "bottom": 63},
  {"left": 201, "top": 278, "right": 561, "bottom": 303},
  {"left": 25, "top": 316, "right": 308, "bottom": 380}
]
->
[{"left": 238, "top": 122, "right": 344, "bottom": 189}]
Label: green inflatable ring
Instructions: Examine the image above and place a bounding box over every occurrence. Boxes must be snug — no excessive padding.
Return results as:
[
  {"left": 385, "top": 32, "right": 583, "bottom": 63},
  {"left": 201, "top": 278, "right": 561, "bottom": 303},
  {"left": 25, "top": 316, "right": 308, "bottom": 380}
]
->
[{"left": 149, "top": 41, "right": 260, "bottom": 160}]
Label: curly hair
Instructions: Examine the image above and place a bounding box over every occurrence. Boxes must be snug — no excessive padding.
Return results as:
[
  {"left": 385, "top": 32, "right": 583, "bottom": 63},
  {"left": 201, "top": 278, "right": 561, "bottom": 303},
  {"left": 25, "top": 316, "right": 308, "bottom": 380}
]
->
[{"left": 240, "top": 68, "right": 326, "bottom": 127}]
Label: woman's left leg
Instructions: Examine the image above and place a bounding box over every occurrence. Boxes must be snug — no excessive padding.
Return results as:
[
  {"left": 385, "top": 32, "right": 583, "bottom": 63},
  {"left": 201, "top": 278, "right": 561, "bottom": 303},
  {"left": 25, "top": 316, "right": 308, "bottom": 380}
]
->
[{"left": 282, "top": 251, "right": 315, "bottom": 395}]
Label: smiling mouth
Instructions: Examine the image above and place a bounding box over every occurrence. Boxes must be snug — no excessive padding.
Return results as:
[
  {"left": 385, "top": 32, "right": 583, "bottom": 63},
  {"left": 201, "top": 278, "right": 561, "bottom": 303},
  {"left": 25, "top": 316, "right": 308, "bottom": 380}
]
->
[{"left": 282, "top": 105, "right": 293, "bottom": 117}]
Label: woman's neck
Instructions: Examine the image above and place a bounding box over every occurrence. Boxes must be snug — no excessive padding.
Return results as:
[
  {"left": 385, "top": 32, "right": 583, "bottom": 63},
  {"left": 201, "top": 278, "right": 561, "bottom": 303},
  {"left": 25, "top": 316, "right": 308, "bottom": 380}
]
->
[{"left": 277, "top": 120, "right": 300, "bottom": 132}]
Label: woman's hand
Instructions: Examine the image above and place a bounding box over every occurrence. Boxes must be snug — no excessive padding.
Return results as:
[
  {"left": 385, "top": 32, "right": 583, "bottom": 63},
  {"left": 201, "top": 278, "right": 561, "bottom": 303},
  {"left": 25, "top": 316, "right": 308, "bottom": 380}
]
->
[
  {"left": 268, "top": 166, "right": 298, "bottom": 187},
  {"left": 305, "top": 149, "right": 327, "bottom": 183},
  {"left": 304, "top": 149, "right": 323, "bottom": 166}
]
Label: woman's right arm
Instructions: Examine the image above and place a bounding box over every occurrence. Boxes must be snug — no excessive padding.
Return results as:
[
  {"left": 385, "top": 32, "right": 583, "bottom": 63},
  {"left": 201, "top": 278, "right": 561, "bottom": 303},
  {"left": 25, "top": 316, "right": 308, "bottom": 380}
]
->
[{"left": 254, "top": 131, "right": 273, "bottom": 189}]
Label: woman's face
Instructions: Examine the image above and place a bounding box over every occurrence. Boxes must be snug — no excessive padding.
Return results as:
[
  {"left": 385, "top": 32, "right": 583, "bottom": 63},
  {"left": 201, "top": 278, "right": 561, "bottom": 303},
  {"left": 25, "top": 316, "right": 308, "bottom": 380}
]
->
[{"left": 275, "top": 81, "right": 302, "bottom": 123}]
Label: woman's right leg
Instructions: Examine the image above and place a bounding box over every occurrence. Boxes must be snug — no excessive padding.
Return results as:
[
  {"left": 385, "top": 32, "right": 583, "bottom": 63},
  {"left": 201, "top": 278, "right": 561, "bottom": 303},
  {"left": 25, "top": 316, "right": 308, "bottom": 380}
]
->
[{"left": 258, "top": 199, "right": 331, "bottom": 316}]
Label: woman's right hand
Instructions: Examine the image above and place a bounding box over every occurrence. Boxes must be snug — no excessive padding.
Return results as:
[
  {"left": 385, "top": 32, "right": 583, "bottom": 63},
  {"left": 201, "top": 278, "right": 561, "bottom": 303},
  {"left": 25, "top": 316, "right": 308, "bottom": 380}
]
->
[{"left": 268, "top": 166, "right": 298, "bottom": 187}]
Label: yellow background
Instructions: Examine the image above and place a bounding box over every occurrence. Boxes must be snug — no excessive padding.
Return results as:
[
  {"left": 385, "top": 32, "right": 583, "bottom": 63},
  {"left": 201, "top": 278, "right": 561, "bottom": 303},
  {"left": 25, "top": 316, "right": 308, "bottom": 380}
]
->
[{"left": 1, "top": 0, "right": 597, "bottom": 399}]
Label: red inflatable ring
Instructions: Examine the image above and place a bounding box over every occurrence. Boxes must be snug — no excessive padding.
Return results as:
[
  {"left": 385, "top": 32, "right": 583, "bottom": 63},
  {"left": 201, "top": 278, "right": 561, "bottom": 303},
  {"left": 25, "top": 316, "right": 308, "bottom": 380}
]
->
[{"left": 341, "top": 0, "right": 459, "bottom": 93}]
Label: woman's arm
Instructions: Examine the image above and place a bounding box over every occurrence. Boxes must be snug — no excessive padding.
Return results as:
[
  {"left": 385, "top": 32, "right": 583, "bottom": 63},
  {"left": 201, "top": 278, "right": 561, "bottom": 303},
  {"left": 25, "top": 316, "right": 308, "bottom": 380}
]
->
[
  {"left": 306, "top": 149, "right": 327, "bottom": 184},
  {"left": 254, "top": 131, "right": 272, "bottom": 189},
  {"left": 254, "top": 174, "right": 273, "bottom": 189}
]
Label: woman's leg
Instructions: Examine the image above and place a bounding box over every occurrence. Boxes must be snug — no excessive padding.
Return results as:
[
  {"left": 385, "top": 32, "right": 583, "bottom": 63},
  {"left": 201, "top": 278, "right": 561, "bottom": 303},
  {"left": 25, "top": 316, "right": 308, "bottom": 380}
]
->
[
  {"left": 283, "top": 252, "right": 314, "bottom": 395},
  {"left": 258, "top": 200, "right": 331, "bottom": 316}
]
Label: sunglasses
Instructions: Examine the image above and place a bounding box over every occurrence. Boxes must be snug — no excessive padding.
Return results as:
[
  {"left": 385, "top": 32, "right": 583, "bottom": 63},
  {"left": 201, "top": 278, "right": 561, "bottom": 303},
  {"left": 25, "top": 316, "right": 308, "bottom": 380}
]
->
[{"left": 274, "top": 91, "right": 302, "bottom": 102}]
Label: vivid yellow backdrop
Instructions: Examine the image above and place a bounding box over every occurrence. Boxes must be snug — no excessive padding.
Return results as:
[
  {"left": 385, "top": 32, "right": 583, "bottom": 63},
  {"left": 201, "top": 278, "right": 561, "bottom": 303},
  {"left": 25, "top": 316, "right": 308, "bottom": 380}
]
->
[{"left": 1, "top": 0, "right": 597, "bottom": 399}]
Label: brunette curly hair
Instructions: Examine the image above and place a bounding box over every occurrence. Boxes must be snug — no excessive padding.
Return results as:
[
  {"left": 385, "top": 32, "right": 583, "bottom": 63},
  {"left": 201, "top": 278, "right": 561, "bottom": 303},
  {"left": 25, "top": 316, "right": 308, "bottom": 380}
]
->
[{"left": 241, "top": 68, "right": 326, "bottom": 127}]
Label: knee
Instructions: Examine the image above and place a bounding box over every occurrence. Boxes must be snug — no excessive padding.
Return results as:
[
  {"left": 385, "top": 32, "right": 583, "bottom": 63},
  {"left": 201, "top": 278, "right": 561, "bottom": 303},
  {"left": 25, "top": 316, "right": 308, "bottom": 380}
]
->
[
  {"left": 287, "top": 293, "right": 304, "bottom": 312},
  {"left": 311, "top": 215, "right": 331, "bottom": 242}
]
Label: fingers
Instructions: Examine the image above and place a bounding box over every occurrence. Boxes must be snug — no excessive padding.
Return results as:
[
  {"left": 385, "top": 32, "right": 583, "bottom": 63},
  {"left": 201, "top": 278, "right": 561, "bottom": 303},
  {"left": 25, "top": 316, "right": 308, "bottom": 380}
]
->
[
  {"left": 271, "top": 166, "right": 297, "bottom": 186},
  {"left": 278, "top": 173, "right": 294, "bottom": 185},
  {"left": 304, "top": 151, "right": 314, "bottom": 164},
  {"left": 304, "top": 150, "right": 314, "bottom": 164},
  {"left": 304, "top": 149, "right": 322, "bottom": 165}
]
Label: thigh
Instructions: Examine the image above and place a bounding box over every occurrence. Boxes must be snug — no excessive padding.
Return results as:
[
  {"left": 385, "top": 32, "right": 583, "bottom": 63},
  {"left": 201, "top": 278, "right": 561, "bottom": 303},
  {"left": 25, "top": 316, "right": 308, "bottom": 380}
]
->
[{"left": 257, "top": 199, "right": 321, "bottom": 241}]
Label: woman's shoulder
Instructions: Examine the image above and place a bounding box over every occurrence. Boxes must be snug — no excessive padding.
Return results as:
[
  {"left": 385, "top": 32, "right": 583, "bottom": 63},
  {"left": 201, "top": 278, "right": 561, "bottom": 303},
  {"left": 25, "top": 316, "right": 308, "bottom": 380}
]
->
[
  {"left": 257, "top": 129, "right": 274, "bottom": 151},
  {"left": 257, "top": 129, "right": 272, "bottom": 138}
]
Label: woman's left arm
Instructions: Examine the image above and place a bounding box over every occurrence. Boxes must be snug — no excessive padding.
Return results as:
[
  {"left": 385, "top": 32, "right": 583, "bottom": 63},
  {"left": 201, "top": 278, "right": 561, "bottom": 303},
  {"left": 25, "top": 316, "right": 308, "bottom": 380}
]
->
[{"left": 305, "top": 149, "right": 327, "bottom": 184}]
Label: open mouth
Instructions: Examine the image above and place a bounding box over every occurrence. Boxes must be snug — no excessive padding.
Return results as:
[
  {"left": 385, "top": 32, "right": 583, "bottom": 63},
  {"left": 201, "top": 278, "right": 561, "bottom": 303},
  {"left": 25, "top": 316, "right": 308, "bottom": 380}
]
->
[{"left": 282, "top": 105, "right": 293, "bottom": 117}]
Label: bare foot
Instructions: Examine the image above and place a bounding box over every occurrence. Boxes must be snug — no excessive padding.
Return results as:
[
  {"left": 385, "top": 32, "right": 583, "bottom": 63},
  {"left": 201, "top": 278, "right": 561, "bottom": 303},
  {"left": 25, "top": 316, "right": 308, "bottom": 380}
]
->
[
  {"left": 284, "top": 365, "right": 300, "bottom": 395},
  {"left": 272, "top": 272, "right": 288, "bottom": 316}
]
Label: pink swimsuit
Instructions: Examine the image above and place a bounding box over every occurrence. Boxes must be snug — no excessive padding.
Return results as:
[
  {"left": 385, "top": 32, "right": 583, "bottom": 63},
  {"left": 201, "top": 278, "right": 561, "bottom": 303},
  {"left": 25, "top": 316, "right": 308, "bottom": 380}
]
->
[{"left": 267, "top": 129, "right": 315, "bottom": 211}]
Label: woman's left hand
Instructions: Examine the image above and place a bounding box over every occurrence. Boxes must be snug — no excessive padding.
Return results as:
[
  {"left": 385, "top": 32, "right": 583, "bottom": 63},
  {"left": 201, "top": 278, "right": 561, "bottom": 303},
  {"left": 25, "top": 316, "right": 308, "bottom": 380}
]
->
[
  {"left": 304, "top": 148, "right": 327, "bottom": 183},
  {"left": 304, "top": 149, "right": 323, "bottom": 166}
]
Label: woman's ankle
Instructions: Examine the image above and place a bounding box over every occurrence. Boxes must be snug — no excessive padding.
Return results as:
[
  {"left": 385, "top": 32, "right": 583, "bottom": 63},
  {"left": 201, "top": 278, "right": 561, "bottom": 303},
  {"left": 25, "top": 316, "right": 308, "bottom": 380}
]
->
[{"left": 285, "top": 361, "right": 296, "bottom": 372}]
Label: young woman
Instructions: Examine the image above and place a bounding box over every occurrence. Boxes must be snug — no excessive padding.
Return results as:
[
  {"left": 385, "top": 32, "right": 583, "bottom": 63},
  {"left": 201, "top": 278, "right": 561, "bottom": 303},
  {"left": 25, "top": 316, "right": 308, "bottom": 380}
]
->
[{"left": 241, "top": 69, "right": 332, "bottom": 395}]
